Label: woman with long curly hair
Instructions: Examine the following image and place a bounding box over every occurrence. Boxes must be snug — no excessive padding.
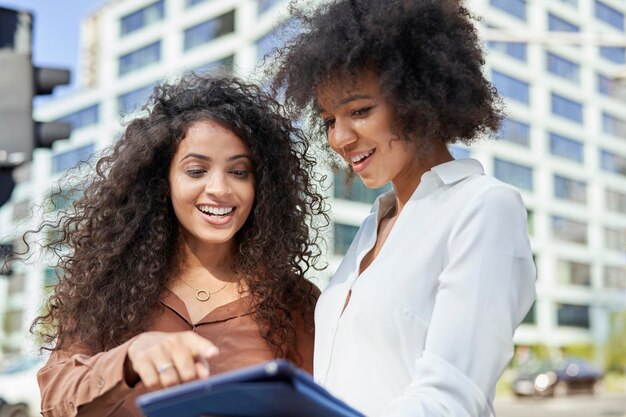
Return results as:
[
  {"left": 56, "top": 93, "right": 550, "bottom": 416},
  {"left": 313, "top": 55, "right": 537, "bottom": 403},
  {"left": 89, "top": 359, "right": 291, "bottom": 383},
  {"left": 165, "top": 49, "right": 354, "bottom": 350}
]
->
[
  {"left": 32, "top": 74, "right": 326, "bottom": 417},
  {"left": 271, "top": 0, "right": 536, "bottom": 416}
]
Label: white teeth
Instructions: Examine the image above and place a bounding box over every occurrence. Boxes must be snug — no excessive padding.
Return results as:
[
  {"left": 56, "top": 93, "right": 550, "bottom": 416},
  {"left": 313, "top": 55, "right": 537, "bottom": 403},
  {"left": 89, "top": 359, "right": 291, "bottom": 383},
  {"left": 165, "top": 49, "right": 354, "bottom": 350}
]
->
[
  {"left": 350, "top": 149, "right": 374, "bottom": 163},
  {"left": 198, "top": 206, "right": 234, "bottom": 216}
]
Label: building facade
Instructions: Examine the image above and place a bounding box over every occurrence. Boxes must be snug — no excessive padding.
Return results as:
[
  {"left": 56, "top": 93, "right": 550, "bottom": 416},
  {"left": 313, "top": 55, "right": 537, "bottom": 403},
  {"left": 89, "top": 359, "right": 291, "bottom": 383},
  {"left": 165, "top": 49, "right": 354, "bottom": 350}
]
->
[{"left": 0, "top": 0, "right": 624, "bottom": 361}]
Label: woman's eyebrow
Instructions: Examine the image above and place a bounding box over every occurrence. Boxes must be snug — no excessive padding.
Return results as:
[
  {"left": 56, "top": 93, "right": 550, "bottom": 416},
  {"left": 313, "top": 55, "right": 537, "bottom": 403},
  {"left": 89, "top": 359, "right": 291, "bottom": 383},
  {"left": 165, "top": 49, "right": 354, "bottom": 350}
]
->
[
  {"left": 180, "top": 153, "right": 209, "bottom": 162},
  {"left": 180, "top": 153, "right": 250, "bottom": 162},
  {"left": 227, "top": 154, "right": 251, "bottom": 162},
  {"left": 339, "top": 94, "right": 372, "bottom": 105},
  {"left": 318, "top": 94, "right": 373, "bottom": 113}
]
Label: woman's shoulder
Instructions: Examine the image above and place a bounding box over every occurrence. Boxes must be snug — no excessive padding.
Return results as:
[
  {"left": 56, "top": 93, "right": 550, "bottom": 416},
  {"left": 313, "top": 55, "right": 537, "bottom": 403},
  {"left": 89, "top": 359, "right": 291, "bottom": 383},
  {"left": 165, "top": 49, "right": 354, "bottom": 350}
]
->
[
  {"left": 307, "top": 279, "right": 322, "bottom": 299},
  {"left": 455, "top": 172, "right": 525, "bottom": 208}
]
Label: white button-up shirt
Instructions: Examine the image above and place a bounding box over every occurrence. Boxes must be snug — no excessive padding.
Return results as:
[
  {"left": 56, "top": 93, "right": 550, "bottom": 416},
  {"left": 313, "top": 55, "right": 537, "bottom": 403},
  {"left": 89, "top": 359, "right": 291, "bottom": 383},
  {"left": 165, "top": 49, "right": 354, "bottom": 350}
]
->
[{"left": 315, "top": 159, "right": 536, "bottom": 417}]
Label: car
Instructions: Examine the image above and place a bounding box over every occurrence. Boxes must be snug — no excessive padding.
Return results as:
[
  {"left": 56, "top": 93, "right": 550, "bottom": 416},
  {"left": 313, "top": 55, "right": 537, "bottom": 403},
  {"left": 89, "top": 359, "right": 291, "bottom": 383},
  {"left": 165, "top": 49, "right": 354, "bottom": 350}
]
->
[
  {"left": 511, "top": 357, "right": 604, "bottom": 398},
  {"left": 0, "top": 397, "right": 30, "bottom": 417},
  {"left": 0, "top": 355, "right": 46, "bottom": 417}
]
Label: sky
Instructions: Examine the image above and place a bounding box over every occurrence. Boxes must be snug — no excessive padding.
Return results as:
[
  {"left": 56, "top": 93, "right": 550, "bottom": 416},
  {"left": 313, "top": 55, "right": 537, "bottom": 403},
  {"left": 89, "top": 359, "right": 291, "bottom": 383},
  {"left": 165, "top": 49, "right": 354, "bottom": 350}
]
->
[{"left": 0, "top": 0, "right": 107, "bottom": 101}]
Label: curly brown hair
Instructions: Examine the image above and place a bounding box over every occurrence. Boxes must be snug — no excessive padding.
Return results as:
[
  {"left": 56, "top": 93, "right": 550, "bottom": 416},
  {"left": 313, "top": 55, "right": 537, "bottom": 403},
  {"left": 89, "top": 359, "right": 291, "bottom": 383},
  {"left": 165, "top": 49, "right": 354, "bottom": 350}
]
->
[
  {"left": 31, "top": 75, "right": 328, "bottom": 361},
  {"left": 271, "top": 0, "right": 503, "bottom": 149}
]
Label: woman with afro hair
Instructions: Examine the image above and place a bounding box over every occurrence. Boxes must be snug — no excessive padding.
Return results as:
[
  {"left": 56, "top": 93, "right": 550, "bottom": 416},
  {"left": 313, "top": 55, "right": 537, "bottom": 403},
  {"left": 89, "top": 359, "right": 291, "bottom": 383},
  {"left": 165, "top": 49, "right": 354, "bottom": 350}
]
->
[
  {"left": 32, "top": 74, "right": 326, "bottom": 417},
  {"left": 272, "top": 0, "right": 536, "bottom": 416}
]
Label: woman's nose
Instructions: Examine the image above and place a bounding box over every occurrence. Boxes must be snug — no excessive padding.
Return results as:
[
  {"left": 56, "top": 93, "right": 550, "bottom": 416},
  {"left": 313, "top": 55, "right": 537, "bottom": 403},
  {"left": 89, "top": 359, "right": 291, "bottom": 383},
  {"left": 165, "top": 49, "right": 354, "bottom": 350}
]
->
[
  {"left": 329, "top": 120, "right": 358, "bottom": 151},
  {"left": 204, "top": 172, "right": 232, "bottom": 197}
]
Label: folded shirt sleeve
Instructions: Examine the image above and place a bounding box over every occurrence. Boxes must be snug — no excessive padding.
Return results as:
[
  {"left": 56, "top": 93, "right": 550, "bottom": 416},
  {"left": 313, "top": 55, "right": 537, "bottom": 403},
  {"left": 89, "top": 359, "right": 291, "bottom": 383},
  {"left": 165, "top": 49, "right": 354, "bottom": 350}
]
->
[
  {"left": 383, "top": 185, "right": 537, "bottom": 417},
  {"left": 38, "top": 337, "right": 138, "bottom": 417}
]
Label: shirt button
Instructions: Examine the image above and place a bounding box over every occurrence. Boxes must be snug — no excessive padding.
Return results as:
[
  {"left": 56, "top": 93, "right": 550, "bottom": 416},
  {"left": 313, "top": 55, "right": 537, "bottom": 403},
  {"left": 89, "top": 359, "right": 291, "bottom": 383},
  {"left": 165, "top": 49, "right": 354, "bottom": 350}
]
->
[{"left": 96, "top": 378, "right": 105, "bottom": 388}]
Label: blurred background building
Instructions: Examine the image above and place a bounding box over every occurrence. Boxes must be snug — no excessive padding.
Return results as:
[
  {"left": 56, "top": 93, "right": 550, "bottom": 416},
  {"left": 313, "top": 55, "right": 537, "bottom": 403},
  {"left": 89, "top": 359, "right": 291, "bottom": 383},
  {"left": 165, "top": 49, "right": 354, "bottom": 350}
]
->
[{"left": 0, "top": 0, "right": 624, "bottom": 369}]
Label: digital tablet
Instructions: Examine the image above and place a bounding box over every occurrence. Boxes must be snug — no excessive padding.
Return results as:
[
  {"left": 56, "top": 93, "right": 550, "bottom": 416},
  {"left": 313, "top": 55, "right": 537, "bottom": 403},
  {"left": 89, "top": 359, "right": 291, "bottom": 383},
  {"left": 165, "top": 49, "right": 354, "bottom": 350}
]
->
[{"left": 136, "top": 359, "right": 365, "bottom": 417}]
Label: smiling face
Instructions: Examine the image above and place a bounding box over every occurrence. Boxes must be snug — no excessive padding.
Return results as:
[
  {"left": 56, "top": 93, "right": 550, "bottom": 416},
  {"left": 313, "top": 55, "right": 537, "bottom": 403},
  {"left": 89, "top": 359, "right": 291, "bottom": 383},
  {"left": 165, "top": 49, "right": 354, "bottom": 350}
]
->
[
  {"left": 317, "top": 69, "right": 420, "bottom": 191},
  {"left": 169, "top": 120, "right": 255, "bottom": 253}
]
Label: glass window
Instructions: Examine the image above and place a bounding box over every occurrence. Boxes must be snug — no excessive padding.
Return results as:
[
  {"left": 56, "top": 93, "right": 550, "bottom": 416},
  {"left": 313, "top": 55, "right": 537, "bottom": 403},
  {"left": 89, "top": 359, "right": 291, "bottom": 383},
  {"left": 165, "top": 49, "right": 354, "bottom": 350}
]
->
[
  {"left": 256, "top": 28, "right": 281, "bottom": 65},
  {"left": 45, "top": 228, "right": 64, "bottom": 248},
  {"left": 554, "top": 175, "right": 586, "bottom": 203},
  {"left": 194, "top": 55, "right": 234, "bottom": 75},
  {"left": 606, "top": 189, "right": 626, "bottom": 213},
  {"left": 51, "top": 144, "right": 95, "bottom": 174},
  {"left": 10, "top": 238, "right": 26, "bottom": 256},
  {"left": 118, "top": 83, "right": 155, "bottom": 115},
  {"left": 604, "top": 226, "right": 625, "bottom": 251},
  {"left": 491, "top": 70, "right": 529, "bottom": 104},
  {"left": 490, "top": 0, "right": 526, "bottom": 20},
  {"left": 3, "top": 309, "right": 24, "bottom": 333},
  {"left": 557, "top": 0, "right": 578, "bottom": 7},
  {"left": 256, "top": 19, "right": 300, "bottom": 64},
  {"left": 258, "top": 0, "right": 282, "bottom": 15},
  {"left": 595, "top": 0, "right": 624, "bottom": 31},
  {"left": 49, "top": 188, "right": 82, "bottom": 212},
  {"left": 494, "top": 158, "right": 533, "bottom": 191},
  {"left": 488, "top": 40, "right": 527, "bottom": 61},
  {"left": 548, "top": 13, "right": 579, "bottom": 32},
  {"left": 183, "top": 10, "right": 235, "bottom": 51},
  {"left": 521, "top": 301, "right": 536, "bottom": 325},
  {"left": 597, "top": 73, "right": 620, "bottom": 98},
  {"left": 7, "top": 272, "right": 25, "bottom": 295},
  {"left": 120, "top": 0, "right": 164, "bottom": 36},
  {"left": 334, "top": 171, "right": 391, "bottom": 204},
  {"left": 55, "top": 105, "right": 99, "bottom": 130},
  {"left": 602, "top": 112, "right": 626, "bottom": 139},
  {"left": 552, "top": 215, "right": 587, "bottom": 244},
  {"left": 11, "top": 199, "right": 30, "bottom": 222},
  {"left": 551, "top": 93, "right": 583, "bottom": 123},
  {"left": 0, "top": 243, "right": 13, "bottom": 276},
  {"left": 334, "top": 223, "right": 359, "bottom": 256},
  {"left": 499, "top": 118, "right": 530, "bottom": 146},
  {"left": 43, "top": 268, "right": 61, "bottom": 287},
  {"left": 604, "top": 265, "right": 625, "bottom": 289},
  {"left": 557, "top": 303, "right": 589, "bottom": 328},
  {"left": 546, "top": 52, "right": 580, "bottom": 83},
  {"left": 449, "top": 145, "right": 470, "bottom": 159},
  {"left": 119, "top": 41, "right": 161, "bottom": 76},
  {"left": 550, "top": 133, "right": 583, "bottom": 163},
  {"left": 600, "top": 46, "right": 626, "bottom": 64},
  {"left": 186, "top": 0, "right": 208, "bottom": 8},
  {"left": 600, "top": 149, "right": 626, "bottom": 175},
  {"left": 597, "top": 73, "right": 612, "bottom": 96},
  {"left": 603, "top": 152, "right": 626, "bottom": 179},
  {"left": 558, "top": 260, "right": 591, "bottom": 286}
]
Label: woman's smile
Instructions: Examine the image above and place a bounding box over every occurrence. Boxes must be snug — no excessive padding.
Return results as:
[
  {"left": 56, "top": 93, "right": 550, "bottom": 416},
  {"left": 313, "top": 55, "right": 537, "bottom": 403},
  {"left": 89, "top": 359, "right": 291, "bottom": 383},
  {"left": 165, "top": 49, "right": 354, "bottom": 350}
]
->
[
  {"left": 346, "top": 148, "right": 376, "bottom": 173},
  {"left": 196, "top": 204, "right": 237, "bottom": 225}
]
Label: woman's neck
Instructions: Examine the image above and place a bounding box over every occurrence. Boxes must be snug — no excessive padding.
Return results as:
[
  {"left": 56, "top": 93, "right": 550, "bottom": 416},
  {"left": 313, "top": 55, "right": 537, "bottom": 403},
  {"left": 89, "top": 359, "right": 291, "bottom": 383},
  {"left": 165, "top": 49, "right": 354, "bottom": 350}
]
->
[
  {"left": 391, "top": 141, "right": 454, "bottom": 214},
  {"left": 177, "top": 235, "right": 237, "bottom": 277}
]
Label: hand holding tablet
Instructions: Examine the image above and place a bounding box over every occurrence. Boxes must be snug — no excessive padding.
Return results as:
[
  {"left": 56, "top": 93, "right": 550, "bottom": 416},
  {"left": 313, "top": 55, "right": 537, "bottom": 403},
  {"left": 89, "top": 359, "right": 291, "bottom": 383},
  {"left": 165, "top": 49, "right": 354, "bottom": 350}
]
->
[{"left": 136, "top": 360, "right": 364, "bottom": 417}]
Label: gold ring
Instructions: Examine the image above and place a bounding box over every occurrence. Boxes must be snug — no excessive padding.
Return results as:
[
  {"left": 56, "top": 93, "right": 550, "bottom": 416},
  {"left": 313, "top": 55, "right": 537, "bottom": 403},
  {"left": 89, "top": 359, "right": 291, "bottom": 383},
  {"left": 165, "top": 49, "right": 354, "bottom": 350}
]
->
[{"left": 156, "top": 363, "right": 174, "bottom": 374}]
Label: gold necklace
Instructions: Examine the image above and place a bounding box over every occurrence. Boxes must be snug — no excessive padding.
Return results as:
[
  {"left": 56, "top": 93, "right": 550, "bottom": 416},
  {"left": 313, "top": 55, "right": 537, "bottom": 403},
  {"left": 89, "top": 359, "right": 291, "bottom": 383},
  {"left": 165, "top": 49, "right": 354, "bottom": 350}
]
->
[{"left": 176, "top": 277, "right": 230, "bottom": 302}]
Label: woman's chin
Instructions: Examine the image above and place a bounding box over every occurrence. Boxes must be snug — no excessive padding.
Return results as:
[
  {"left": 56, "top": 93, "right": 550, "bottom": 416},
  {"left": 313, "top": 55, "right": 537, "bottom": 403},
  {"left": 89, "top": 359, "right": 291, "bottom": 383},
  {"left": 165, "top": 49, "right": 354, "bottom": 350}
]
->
[{"left": 359, "top": 176, "right": 387, "bottom": 190}]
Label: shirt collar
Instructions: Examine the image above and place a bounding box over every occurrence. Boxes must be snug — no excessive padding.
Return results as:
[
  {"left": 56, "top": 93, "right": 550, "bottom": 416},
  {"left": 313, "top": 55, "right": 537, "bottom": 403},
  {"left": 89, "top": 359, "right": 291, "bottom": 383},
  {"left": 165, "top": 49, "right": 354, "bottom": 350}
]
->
[
  {"left": 160, "top": 288, "right": 255, "bottom": 325},
  {"left": 372, "top": 158, "right": 484, "bottom": 213},
  {"left": 429, "top": 158, "right": 484, "bottom": 185}
]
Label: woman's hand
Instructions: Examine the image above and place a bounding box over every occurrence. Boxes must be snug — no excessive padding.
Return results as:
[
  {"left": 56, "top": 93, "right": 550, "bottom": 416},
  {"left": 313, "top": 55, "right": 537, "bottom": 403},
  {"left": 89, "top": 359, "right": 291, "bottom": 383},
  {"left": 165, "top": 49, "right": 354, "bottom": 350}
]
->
[{"left": 125, "top": 331, "right": 219, "bottom": 389}]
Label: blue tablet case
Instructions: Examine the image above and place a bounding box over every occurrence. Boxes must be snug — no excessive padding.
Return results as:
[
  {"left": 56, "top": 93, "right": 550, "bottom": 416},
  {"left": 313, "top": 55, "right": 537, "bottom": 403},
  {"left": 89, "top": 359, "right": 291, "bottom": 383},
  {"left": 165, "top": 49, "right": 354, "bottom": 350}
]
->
[{"left": 136, "top": 360, "right": 365, "bottom": 417}]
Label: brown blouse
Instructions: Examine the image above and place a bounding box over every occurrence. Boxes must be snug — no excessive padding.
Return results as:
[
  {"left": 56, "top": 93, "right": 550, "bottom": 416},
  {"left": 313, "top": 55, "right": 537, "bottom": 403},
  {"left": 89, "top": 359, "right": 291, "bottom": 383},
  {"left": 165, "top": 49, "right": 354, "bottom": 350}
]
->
[{"left": 37, "top": 288, "right": 316, "bottom": 417}]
